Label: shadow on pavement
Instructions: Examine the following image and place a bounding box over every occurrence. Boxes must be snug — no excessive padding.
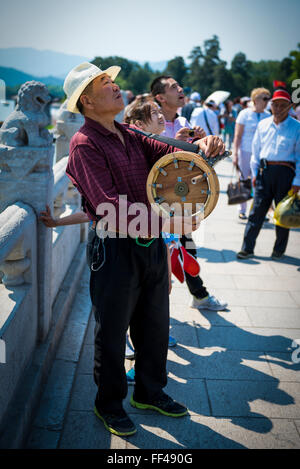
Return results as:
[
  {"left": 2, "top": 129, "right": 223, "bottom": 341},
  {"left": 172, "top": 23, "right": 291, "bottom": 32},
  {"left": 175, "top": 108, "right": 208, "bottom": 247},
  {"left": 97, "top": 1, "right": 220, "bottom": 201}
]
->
[{"left": 166, "top": 313, "right": 298, "bottom": 437}]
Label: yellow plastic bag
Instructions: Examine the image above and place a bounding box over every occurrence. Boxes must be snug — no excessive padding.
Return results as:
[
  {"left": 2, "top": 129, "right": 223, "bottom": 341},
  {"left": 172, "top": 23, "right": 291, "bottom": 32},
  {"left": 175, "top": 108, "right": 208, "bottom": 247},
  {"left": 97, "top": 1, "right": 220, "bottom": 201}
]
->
[{"left": 273, "top": 190, "right": 300, "bottom": 228}]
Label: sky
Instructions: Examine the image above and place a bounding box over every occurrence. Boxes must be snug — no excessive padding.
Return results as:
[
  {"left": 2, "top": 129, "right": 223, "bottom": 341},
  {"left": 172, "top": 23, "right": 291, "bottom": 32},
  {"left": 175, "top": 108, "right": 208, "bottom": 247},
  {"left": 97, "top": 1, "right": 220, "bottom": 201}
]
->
[{"left": 0, "top": 0, "right": 299, "bottom": 65}]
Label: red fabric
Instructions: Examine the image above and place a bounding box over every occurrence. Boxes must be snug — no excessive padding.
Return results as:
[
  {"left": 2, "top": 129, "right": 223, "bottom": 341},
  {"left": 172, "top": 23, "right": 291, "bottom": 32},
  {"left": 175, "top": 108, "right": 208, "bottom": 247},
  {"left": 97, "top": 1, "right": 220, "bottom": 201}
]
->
[
  {"left": 170, "top": 243, "right": 200, "bottom": 283},
  {"left": 171, "top": 248, "right": 185, "bottom": 283},
  {"left": 179, "top": 245, "right": 200, "bottom": 277},
  {"left": 273, "top": 80, "right": 287, "bottom": 89}
]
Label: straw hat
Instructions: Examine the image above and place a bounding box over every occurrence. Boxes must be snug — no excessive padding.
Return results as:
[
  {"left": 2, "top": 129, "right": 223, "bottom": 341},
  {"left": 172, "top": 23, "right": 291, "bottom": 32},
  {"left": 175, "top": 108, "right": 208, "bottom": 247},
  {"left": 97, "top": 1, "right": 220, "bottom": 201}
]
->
[{"left": 63, "top": 62, "right": 121, "bottom": 113}]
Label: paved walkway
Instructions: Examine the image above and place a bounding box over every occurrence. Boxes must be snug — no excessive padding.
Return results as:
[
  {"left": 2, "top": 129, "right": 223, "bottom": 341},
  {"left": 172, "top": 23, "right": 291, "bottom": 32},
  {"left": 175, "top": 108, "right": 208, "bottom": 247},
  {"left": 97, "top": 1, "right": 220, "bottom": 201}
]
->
[{"left": 25, "top": 158, "right": 300, "bottom": 449}]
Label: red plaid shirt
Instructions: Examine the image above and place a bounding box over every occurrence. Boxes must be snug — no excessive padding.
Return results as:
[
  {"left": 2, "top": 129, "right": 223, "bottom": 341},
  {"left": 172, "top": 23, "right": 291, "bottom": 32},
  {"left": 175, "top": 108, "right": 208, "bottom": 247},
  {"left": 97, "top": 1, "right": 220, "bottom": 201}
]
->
[{"left": 66, "top": 117, "right": 181, "bottom": 234}]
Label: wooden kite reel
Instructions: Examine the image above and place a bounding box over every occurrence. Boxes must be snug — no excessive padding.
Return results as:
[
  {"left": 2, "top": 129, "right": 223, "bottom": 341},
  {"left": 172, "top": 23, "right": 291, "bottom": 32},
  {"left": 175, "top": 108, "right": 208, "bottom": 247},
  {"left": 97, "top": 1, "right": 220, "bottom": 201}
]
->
[{"left": 146, "top": 150, "right": 231, "bottom": 220}]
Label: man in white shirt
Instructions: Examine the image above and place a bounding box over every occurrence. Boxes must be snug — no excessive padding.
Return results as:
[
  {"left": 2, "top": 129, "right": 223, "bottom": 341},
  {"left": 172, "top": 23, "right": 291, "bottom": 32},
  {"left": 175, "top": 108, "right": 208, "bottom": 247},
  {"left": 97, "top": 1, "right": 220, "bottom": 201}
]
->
[
  {"left": 150, "top": 76, "right": 227, "bottom": 311},
  {"left": 190, "top": 100, "right": 220, "bottom": 136},
  {"left": 237, "top": 90, "right": 300, "bottom": 260}
]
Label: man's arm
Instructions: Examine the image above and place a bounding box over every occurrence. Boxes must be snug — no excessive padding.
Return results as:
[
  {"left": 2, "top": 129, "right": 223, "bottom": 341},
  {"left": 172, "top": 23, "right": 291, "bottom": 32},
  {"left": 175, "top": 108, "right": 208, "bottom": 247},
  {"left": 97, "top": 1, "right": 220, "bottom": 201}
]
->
[
  {"left": 138, "top": 130, "right": 225, "bottom": 165},
  {"left": 291, "top": 128, "right": 300, "bottom": 192}
]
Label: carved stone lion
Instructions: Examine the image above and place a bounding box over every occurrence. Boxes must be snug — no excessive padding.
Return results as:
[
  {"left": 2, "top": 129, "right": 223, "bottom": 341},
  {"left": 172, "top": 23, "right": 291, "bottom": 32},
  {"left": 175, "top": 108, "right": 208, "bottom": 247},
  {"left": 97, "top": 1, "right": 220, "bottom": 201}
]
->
[{"left": 0, "top": 81, "right": 53, "bottom": 147}]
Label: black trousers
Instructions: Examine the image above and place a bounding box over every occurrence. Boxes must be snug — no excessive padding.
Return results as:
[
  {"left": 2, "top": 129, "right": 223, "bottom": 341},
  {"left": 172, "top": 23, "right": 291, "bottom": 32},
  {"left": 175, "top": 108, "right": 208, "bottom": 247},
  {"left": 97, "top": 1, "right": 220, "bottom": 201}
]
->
[
  {"left": 180, "top": 235, "right": 209, "bottom": 299},
  {"left": 242, "top": 164, "right": 294, "bottom": 254},
  {"left": 89, "top": 235, "right": 170, "bottom": 413}
]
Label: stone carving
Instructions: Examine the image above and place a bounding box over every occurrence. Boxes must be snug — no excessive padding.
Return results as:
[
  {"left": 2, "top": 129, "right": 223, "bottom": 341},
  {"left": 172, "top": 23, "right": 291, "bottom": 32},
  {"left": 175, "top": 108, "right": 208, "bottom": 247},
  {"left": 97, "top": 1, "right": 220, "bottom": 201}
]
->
[
  {"left": 54, "top": 100, "right": 84, "bottom": 161},
  {"left": 0, "top": 81, "right": 53, "bottom": 147}
]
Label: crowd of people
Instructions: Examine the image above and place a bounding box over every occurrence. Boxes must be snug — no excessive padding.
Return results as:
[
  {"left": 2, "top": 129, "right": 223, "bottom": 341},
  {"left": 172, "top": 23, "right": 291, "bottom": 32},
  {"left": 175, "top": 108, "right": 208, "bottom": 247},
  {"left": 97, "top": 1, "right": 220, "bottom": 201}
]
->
[{"left": 39, "top": 62, "right": 300, "bottom": 437}]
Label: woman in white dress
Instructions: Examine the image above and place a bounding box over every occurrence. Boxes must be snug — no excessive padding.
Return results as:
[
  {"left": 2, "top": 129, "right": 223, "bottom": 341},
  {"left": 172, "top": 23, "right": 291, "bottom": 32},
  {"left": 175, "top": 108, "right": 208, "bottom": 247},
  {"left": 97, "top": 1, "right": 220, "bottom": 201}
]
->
[{"left": 232, "top": 88, "right": 271, "bottom": 219}]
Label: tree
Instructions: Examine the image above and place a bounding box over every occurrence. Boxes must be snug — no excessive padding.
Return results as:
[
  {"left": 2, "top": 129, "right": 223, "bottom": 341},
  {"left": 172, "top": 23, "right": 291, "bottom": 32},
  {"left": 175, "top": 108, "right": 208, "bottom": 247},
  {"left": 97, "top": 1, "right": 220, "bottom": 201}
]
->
[
  {"left": 127, "top": 67, "right": 154, "bottom": 95},
  {"left": 187, "top": 36, "right": 223, "bottom": 99},
  {"left": 247, "top": 61, "right": 281, "bottom": 91},
  {"left": 289, "top": 43, "right": 300, "bottom": 83},
  {"left": 163, "top": 56, "right": 187, "bottom": 85},
  {"left": 230, "top": 52, "right": 252, "bottom": 96},
  {"left": 231, "top": 52, "right": 251, "bottom": 79},
  {"left": 212, "top": 61, "right": 234, "bottom": 93},
  {"left": 280, "top": 57, "right": 293, "bottom": 81}
]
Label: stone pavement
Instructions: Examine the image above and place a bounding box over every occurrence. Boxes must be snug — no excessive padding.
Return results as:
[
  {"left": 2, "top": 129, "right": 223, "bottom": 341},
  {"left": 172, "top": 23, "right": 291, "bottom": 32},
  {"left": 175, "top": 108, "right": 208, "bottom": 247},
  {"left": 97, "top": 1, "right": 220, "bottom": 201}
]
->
[{"left": 24, "top": 158, "right": 300, "bottom": 449}]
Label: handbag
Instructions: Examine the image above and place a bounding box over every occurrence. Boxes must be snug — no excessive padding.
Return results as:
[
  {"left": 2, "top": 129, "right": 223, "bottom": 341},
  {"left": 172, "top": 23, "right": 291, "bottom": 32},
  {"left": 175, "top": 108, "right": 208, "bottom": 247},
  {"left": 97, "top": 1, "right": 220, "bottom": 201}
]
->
[
  {"left": 227, "top": 165, "right": 253, "bottom": 205},
  {"left": 273, "top": 190, "right": 300, "bottom": 228}
]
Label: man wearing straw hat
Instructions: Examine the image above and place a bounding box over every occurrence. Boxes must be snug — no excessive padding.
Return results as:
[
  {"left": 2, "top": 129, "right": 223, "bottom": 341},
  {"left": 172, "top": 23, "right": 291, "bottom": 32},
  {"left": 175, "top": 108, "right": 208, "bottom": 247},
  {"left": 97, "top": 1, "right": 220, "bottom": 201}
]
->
[{"left": 63, "top": 62, "right": 225, "bottom": 436}]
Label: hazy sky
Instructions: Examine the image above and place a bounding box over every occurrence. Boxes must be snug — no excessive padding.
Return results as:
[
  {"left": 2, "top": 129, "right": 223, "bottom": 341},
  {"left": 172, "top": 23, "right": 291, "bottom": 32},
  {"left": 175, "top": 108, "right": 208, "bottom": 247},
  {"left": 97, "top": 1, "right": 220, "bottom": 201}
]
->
[{"left": 0, "top": 0, "right": 299, "bottom": 64}]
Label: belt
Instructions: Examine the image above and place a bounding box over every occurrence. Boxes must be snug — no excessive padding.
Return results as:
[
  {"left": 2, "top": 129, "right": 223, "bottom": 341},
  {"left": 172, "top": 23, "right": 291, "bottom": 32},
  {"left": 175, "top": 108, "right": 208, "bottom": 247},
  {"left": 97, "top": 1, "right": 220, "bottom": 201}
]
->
[{"left": 261, "top": 160, "right": 295, "bottom": 171}]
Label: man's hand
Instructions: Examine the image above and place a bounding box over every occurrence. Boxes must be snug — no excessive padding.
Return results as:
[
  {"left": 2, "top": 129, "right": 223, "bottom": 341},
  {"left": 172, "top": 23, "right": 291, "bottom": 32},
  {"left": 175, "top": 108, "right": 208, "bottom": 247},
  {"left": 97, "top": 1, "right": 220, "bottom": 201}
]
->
[
  {"left": 175, "top": 126, "right": 206, "bottom": 141},
  {"left": 252, "top": 177, "right": 256, "bottom": 188},
  {"left": 291, "top": 185, "right": 300, "bottom": 194},
  {"left": 193, "top": 126, "right": 206, "bottom": 139},
  {"left": 195, "top": 135, "right": 226, "bottom": 157},
  {"left": 39, "top": 205, "right": 57, "bottom": 227},
  {"left": 175, "top": 127, "right": 192, "bottom": 141}
]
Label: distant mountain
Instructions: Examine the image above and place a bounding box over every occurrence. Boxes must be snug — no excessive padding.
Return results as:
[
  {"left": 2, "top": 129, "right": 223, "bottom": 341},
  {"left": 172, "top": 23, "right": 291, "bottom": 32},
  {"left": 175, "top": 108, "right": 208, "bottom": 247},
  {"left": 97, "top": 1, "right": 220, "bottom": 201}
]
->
[
  {"left": 145, "top": 61, "right": 168, "bottom": 72},
  {"left": 0, "top": 48, "right": 91, "bottom": 78},
  {"left": 0, "top": 66, "right": 63, "bottom": 88}
]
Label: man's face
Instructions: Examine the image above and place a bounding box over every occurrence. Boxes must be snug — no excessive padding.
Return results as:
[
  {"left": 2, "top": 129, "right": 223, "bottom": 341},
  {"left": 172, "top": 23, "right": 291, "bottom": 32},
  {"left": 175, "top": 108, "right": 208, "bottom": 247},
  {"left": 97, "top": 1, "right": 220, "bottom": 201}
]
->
[
  {"left": 271, "top": 99, "right": 291, "bottom": 121},
  {"left": 83, "top": 73, "right": 124, "bottom": 115},
  {"left": 157, "top": 78, "right": 185, "bottom": 109}
]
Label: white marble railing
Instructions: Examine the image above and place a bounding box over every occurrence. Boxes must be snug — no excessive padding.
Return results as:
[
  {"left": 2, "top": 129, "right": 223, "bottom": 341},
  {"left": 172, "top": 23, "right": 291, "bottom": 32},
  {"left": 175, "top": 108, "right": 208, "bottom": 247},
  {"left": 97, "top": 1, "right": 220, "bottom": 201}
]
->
[
  {"left": 51, "top": 157, "right": 85, "bottom": 304},
  {"left": 0, "top": 84, "right": 88, "bottom": 435},
  {"left": 0, "top": 202, "right": 38, "bottom": 423},
  {"left": 0, "top": 156, "right": 87, "bottom": 428}
]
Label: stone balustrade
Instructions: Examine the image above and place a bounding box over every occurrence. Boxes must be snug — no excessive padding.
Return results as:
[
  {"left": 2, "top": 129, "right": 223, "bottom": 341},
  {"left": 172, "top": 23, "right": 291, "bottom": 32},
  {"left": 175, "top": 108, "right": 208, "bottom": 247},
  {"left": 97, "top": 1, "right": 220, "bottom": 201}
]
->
[
  {"left": 51, "top": 157, "right": 83, "bottom": 303},
  {"left": 0, "top": 203, "right": 38, "bottom": 426},
  {"left": 0, "top": 82, "right": 88, "bottom": 439}
]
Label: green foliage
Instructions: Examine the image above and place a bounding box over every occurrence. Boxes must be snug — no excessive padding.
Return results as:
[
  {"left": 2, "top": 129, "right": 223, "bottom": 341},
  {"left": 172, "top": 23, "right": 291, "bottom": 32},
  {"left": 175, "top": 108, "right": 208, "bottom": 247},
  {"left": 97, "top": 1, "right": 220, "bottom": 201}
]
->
[
  {"left": 88, "top": 41, "right": 300, "bottom": 100},
  {"left": 3, "top": 38, "right": 299, "bottom": 105},
  {"left": 163, "top": 56, "right": 187, "bottom": 84},
  {"left": 288, "top": 43, "right": 300, "bottom": 83},
  {"left": 92, "top": 56, "right": 145, "bottom": 94}
]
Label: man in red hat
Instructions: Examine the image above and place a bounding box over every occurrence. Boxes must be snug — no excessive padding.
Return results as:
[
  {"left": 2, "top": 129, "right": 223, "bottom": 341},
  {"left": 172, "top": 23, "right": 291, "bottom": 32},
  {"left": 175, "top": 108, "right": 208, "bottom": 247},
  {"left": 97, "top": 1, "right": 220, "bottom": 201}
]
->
[{"left": 237, "top": 89, "right": 300, "bottom": 260}]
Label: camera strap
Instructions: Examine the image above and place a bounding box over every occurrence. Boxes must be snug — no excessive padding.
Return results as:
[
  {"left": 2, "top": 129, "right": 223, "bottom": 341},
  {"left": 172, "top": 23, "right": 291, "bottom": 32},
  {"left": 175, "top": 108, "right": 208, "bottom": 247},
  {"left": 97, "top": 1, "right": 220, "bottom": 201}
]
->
[{"left": 129, "top": 127, "right": 199, "bottom": 153}]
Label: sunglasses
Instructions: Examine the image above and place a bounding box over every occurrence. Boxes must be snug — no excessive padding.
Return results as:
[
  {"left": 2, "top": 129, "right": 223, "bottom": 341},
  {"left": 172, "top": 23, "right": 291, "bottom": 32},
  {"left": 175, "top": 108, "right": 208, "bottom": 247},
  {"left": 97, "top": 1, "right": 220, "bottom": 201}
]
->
[{"left": 261, "top": 97, "right": 271, "bottom": 101}]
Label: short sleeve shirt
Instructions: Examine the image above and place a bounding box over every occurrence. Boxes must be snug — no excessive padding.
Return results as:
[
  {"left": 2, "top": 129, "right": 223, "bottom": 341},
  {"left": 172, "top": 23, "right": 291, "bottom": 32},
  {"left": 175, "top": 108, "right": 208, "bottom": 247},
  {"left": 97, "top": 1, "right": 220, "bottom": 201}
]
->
[{"left": 236, "top": 108, "right": 270, "bottom": 152}]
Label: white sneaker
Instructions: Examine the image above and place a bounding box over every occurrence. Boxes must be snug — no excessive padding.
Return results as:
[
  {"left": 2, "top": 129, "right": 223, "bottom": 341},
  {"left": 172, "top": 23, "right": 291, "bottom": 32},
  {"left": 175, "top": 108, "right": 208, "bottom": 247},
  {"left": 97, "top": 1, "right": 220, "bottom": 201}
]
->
[{"left": 190, "top": 295, "right": 228, "bottom": 311}]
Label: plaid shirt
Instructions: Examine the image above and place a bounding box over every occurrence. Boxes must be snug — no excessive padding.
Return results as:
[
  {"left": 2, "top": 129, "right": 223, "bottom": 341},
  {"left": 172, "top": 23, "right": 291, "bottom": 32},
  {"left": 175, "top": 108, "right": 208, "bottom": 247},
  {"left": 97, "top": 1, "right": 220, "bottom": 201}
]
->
[{"left": 66, "top": 117, "right": 181, "bottom": 234}]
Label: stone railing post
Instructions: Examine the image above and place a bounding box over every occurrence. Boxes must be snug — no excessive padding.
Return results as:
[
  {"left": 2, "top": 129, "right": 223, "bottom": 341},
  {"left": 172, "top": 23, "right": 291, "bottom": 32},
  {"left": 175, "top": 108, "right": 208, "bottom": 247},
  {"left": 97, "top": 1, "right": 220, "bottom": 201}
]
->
[
  {"left": 54, "top": 99, "right": 84, "bottom": 163},
  {"left": 0, "top": 81, "right": 54, "bottom": 341}
]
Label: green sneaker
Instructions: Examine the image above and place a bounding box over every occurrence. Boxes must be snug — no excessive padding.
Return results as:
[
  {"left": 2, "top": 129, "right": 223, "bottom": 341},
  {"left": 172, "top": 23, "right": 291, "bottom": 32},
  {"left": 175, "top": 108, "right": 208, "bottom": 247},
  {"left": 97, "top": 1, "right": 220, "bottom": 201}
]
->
[
  {"left": 94, "top": 406, "right": 136, "bottom": 436},
  {"left": 130, "top": 392, "right": 188, "bottom": 417}
]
